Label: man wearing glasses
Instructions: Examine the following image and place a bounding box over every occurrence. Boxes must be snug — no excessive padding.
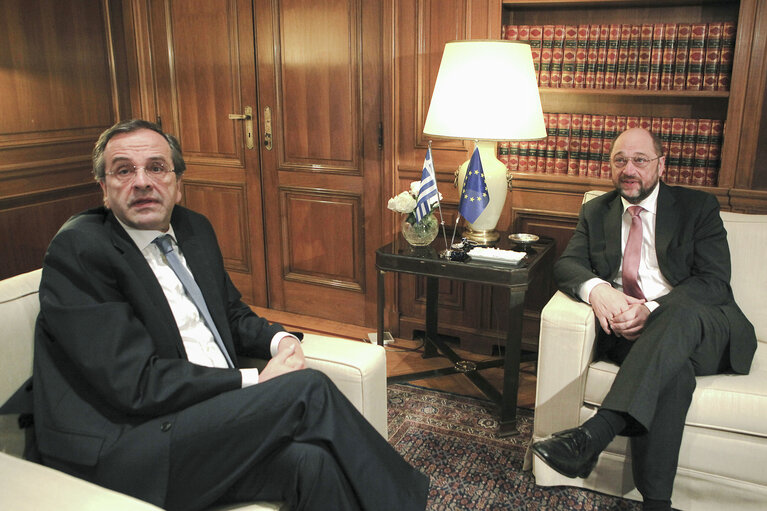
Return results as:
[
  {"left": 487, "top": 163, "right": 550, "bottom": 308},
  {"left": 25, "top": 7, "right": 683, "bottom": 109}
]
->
[
  {"left": 531, "top": 127, "right": 756, "bottom": 511},
  {"left": 28, "top": 120, "right": 428, "bottom": 511}
]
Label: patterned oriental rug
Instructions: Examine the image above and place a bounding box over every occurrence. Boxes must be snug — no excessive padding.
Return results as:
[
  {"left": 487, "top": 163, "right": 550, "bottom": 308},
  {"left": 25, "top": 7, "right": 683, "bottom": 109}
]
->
[{"left": 387, "top": 384, "right": 641, "bottom": 511}]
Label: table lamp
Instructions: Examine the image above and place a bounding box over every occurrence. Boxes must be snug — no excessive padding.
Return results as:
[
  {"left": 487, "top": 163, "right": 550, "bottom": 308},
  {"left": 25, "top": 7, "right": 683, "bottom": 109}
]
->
[{"left": 423, "top": 40, "right": 546, "bottom": 244}]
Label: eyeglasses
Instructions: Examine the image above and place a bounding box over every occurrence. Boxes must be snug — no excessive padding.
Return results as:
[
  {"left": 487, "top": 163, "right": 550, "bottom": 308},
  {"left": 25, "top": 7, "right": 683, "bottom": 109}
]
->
[
  {"left": 611, "top": 155, "right": 661, "bottom": 169},
  {"left": 105, "top": 162, "right": 176, "bottom": 182}
]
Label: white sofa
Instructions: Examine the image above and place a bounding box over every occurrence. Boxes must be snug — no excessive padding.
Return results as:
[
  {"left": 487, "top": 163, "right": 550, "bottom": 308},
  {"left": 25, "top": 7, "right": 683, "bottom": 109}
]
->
[
  {"left": 0, "top": 268, "right": 388, "bottom": 511},
  {"left": 531, "top": 207, "right": 767, "bottom": 510}
]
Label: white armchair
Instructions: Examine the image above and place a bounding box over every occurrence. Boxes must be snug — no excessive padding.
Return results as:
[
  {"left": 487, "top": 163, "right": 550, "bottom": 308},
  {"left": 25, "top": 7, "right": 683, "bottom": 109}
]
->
[
  {"left": 0, "top": 269, "right": 388, "bottom": 511},
  {"left": 531, "top": 205, "right": 767, "bottom": 510}
]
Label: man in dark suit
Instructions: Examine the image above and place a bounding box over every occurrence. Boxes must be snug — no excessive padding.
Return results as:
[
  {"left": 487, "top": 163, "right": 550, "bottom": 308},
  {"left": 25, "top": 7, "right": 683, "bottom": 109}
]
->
[
  {"left": 29, "top": 119, "right": 429, "bottom": 511},
  {"left": 531, "top": 128, "right": 756, "bottom": 510}
]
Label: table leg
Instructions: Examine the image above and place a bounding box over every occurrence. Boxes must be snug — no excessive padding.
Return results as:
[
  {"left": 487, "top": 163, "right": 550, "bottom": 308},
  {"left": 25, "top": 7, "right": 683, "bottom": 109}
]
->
[
  {"left": 498, "top": 288, "right": 526, "bottom": 437},
  {"left": 423, "top": 276, "right": 439, "bottom": 358},
  {"left": 377, "top": 269, "right": 385, "bottom": 347}
]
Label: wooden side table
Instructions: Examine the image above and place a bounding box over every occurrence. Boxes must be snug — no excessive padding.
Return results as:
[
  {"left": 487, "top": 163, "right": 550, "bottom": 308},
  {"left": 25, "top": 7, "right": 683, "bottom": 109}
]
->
[{"left": 376, "top": 235, "right": 555, "bottom": 436}]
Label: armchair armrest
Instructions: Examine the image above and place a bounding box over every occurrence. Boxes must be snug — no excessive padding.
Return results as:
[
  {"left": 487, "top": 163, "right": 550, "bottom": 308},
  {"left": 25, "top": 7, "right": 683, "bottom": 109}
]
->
[
  {"left": 533, "top": 291, "right": 598, "bottom": 438},
  {"left": 239, "top": 334, "right": 388, "bottom": 438}
]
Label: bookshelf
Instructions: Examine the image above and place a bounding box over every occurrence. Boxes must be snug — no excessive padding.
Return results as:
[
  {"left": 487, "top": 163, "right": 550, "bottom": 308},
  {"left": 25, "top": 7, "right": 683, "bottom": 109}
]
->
[{"left": 501, "top": 0, "right": 744, "bottom": 190}]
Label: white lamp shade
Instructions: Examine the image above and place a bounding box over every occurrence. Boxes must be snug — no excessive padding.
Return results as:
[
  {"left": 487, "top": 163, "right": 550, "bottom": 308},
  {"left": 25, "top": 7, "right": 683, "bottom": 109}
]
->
[{"left": 423, "top": 40, "right": 546, "bottom": 141}]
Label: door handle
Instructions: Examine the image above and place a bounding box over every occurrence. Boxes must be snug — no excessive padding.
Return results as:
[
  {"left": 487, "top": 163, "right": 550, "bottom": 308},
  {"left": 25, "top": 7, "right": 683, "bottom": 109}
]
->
[
  {"left": 228, "top": 106, "right": 254, "bottom": 149},
  {"left": 263, "top": 106, "right": 273, "bottom": 151}
]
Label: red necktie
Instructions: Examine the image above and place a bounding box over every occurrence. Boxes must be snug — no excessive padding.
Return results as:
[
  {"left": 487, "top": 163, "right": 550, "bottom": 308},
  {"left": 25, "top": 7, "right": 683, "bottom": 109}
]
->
[{"left": 622, "top": 206, "right": 646, "bottom": 299}]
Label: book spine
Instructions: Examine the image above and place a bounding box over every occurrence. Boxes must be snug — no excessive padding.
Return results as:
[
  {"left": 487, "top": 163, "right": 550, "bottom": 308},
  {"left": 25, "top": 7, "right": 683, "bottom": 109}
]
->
[
  {"left": 659, "top": 116, "right": 673, "bottom": 165},
  {"left": 673, "top": 24, "right": 691, "bottom": 90},
  {"left": 526, "top": 132, "right": 538, "bottom": 172},
  {"left": 649, "top": 24, "right": 665, "bottom": 90},
  {"left": 703, "top": 22, "right": 723, "bottom": 91},
  {"left": 666, "top": 118, "right": 685, "bottom": 184},
  {"left": 601, "top": 115, "right": 617, "bottom": 179},
  {"left": 604, "top": 24, "right": 620, "bottom": 89},
  {"left": 539, "top": 25, "right": 556, "bottom": 87},
  {"left": 517, "top": 141, "right": 530, "bottom": 173},
  {"left": 527, "top": 26, "right": 542, "bottom": 81},
  {"left": 651, "top": 117, "right": 664, "bottom": 156},
  {"left": 504, "top": 25, "right": 518, "bottom": 41},
  {"left": 545, "top": 113, "right": 559, "bottom": 174},
  {"left": 717, "top": 21, "right": 736, "bottom": 91},
  {"left": 555, "top": 113, "right": 571, "bottom": 175},
  {"left": 535, "top": 113, "right": 550, "bottom": 173},
  {"left": 568, "top": 114, "right": 583, "bottom": 175},
  {"left": 655, "top": 117, "right": 671, "bottom": 157},
  {"left": 586, "top": 25, "right": 600, "bottom": 88},
  {"left": 626, "top": 116, "right": 640, "bottom": 129},
  {"left": 579, "top": 114, "right": 592, "bottom": 177},
  {"left": 595, "top": 25, "right": 609, "bottom": 88},
  {"left": 616, "top": 115, "right": 627, "bottom": 135},
  {"left": 575, "top": 25, "right": 589, "bottom": 88},
  {"left": 550, "top": 25, "right": 566, "bottom": 88},
  {"left": 660, "top": 24, "right": 677, "bottom": 90},
  {"left": 636, "top": 23, "right": 654, "bottom": 89},
  {"left": 498, "top": 141, "right": 510, "bottom": 172},
  {"left": 616, "top": 24, "right": 632, "bottom": 89},
  {"left": 686, "top": 23, "right": 707, "bottom": 90},
  {"left": 588, "top": 115, "right": 604, "bottom": 178},
  {"left": 561, "top": 25, "right": 578, "bottom": 88},
  {"left": 692, "top": 118, "right": 712, "bottom": 186},
  {"left": 705, "top": 120, "right": 723, "bottom": 186},
  {"left": 679, "top": 118, "right": 698, "bottom": 184},
  {"left": 625, "top": 24, "right": 640, "bottom": 88},
  {"left": 507, "top": 142, "right": 519, "bottom": 172}
]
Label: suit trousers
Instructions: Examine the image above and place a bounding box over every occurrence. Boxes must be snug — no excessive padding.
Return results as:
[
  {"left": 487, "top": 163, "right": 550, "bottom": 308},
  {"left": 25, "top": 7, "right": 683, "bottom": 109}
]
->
[
  {"left": 598, "top": 297, "right": 731, "bottom": 501},
  {"left": 163, "top": 369, "right": 429, "bottom": 511}
]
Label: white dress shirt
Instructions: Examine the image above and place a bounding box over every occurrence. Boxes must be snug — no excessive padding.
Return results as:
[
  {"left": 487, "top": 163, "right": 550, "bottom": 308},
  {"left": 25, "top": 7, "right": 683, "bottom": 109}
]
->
[
  {"left": 579, "top": 184, "right": 673, "bottom": 311},
  {"left": 116, "top": 219, "right": 292, "bottom": 386}
]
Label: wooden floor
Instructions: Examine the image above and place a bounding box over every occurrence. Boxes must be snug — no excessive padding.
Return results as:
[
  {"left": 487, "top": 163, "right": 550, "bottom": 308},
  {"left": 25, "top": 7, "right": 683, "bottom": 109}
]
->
[{"left": 252, "top": 307, "right": 538, "bottom": 409}]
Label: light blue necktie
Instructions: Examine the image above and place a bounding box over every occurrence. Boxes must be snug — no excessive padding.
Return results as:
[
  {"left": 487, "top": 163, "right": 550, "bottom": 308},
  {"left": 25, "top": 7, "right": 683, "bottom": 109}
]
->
[{"left": 153, "top": 234, "right": 234, "bottom": 368}]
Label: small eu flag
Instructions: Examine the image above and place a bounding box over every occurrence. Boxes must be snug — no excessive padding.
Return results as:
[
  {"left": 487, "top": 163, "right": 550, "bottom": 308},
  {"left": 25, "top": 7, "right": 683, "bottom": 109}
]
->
[
  {"left": 414, "top": 147, "right": 439, "bottom": 223},
  {"left": 458, "top": 147, "right": 489, "bottom": 224}
]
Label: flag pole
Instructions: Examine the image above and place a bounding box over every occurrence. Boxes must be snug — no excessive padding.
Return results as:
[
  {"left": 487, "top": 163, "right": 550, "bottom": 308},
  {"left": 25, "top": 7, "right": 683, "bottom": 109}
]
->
[{"left": 427, "top": 140, "right": 451, "bottom": 254}]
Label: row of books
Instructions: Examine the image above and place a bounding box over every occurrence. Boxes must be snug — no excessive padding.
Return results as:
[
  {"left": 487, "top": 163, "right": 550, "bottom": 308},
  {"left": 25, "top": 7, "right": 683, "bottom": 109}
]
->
[
  {"left": 498, "top": 113, "right": 723, "bottom": 187},
  {"left": 502, "top": 22, "right": 735, "bottom": 91}
]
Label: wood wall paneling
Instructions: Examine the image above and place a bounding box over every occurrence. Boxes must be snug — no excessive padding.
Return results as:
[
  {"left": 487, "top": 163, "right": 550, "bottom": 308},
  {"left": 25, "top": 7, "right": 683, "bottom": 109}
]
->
[
  {"left": 279, "top": 0, "right": 359, "bottom": 171},
  {"left": 0, "top": 0, "right": 129, "bottom": 279},
  {"left": 182, "top": 181, "right": 250, "bottom": 272},
  {"left": 279, "top": 187, "right": 363, "bottom": 290}
]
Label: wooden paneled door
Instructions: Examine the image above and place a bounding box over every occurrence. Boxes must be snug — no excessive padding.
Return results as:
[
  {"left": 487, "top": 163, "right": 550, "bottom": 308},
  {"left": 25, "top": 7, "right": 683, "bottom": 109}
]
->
[
  {"left": 145, "top": 0, "right": 268, "bottom": 306},
  {"left": 253, "top": 0, "right": 384, "bottom": 324}
]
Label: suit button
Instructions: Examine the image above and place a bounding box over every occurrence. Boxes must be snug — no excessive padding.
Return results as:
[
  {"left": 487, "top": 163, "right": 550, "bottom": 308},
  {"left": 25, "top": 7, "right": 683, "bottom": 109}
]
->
[{"left": 161, "top": 421, "right": 172, "bottom": 432}]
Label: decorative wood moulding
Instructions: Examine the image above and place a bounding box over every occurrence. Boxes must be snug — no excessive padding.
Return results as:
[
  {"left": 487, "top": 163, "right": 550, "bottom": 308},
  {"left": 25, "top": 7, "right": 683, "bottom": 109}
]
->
[
  {"left": 729, "top": 188, "right": 767, "bottom": 214},
  {"left": 182, "top": 181, "right": 250, "bottom": 273},
  {"left": 278, "top": 186, "right": 365, "bottom": 292}
]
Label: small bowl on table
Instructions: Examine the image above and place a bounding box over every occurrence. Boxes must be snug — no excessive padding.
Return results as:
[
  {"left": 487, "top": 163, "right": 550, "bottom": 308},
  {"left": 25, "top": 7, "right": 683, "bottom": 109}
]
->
[{"left": 508, "top": 233, "right": 539, "bottom": 251}]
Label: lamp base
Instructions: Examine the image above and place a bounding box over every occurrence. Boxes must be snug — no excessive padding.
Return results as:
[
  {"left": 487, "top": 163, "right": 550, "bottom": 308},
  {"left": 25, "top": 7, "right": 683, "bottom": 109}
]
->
[{"left": 462, "top": 225, "right": 500, "bottom": 245}]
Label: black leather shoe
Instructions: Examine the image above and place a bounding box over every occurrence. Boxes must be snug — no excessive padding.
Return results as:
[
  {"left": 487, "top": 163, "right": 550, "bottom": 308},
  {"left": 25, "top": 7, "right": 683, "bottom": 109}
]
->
[{"left": 531, "top": 426, "right": 600, "bottom": 479}]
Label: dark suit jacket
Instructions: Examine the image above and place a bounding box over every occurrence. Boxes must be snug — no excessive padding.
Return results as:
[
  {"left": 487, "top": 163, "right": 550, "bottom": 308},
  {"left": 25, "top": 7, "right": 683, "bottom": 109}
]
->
[
  {"left": 31, "top": 205, "right": 285, "bottom": 506},
  {"left": 554, "top": 182, "right": 756, "bottom": 374}
]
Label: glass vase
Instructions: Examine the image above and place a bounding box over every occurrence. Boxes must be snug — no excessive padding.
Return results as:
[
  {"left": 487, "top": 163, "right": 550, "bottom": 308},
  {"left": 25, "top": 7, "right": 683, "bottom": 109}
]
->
[{"left": 401, "top": 213, "right": 438, "bottom": 247}]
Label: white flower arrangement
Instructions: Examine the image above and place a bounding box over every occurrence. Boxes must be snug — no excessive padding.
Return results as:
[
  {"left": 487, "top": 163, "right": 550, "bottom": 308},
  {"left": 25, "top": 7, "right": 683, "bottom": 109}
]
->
[{"left": 387, "top": 181, "right": 441, "bottom": 225}]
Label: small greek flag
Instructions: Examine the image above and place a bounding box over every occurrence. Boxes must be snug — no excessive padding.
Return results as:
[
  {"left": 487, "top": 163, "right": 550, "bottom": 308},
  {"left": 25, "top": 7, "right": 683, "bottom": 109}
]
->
[{"left": 414, "top": 147, "right": 439, "bottom": 223}]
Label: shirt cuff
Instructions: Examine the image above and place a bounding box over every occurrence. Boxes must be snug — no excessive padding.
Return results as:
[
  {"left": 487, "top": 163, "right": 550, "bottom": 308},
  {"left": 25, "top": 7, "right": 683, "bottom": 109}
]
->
[
  {"left": 579, "top": 278, "right": 610, "bottom": 304},
  {"left": 270, "top": 332, "right": 300, "bottom": 358},
  {"left": 240, "top": 368, "right": 260, "bottom": 387},
  {"left": 644, "top": 300, "right": 660, "bottom": 313}
]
